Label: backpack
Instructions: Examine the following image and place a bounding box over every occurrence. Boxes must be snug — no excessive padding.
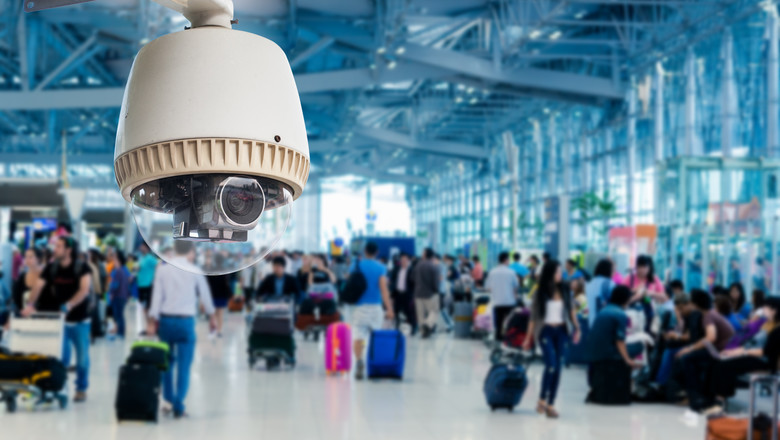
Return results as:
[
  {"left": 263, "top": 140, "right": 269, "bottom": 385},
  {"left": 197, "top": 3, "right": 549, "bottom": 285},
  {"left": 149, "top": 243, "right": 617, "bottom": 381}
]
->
[{"left": 341, "top": 258, "right": 368, "bottom": 305}]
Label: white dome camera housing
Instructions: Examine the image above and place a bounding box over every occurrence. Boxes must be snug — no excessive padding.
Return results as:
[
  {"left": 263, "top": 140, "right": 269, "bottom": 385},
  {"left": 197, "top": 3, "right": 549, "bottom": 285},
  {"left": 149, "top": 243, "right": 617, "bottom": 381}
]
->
[{"left": 113, "top": 0, "right": 309, "bottom": 275}]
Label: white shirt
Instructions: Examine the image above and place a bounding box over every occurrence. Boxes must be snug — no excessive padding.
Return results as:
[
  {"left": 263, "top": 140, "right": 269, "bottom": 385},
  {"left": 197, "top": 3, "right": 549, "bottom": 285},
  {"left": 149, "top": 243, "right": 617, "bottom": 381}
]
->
[
  {"left": 149, "top": 257, "right": 215, "bottom": 319},
  {"left": 544, "top": 299, "right": 564, "bottom": 325},
  {"left": 396, "top": 266, "right": 409, "bottom": 293},
  {"left": 485, "top": 265, "right": 519, "bottom": 307}
]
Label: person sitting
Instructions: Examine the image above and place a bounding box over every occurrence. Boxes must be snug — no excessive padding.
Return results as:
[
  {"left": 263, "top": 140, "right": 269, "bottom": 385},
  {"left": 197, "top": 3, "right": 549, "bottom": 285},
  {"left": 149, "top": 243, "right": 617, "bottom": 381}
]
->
[
  {"left": 256, "top": 256, "right": 302, "bottom": 304},
  {"left": 654, "top": 293, "right": 704, "bottom": 386},
  {"left": 701, "top": 297, "right": 780, "bottom": 413},
  {"left": 674, "top": 289, "right": 735, "bottom": 412},
  {"left": 586, "top": 285, "right": 643, "bottom": 405},
  {"left": 714, "top": 294, "right": 743, "bottom": 333}
]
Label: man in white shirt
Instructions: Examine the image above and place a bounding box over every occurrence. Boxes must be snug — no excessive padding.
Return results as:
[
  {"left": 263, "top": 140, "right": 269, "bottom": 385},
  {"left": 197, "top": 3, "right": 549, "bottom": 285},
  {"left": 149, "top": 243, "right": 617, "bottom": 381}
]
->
[
  {"left": 485, "top": 252, "right": 519, "bottom": 340},
  {"left": 148, "top": 240, "right": 216, "bottom": 419}
]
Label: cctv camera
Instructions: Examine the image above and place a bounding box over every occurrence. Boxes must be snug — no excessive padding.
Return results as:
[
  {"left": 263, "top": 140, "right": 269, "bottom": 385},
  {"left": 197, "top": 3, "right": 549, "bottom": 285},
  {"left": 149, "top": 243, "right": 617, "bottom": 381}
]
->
[{"left": 112, "top": 2, "right": 309, "bottom": 275}]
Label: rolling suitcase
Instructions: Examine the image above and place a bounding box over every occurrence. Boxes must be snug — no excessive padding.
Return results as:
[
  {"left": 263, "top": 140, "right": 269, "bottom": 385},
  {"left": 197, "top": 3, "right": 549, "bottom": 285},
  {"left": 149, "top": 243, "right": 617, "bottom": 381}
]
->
[
  {"left": 367, "top": 329, "right": 405, "bottom": 379},
  {"left": 115, "top": 363, "right": 160, "bottom": 422},
  {"left": 127, "top": 340, "right": 170, "bottom": 371},
  {"left": 453, "top": 301, "right": 473, "bottom": 339},
  {"left": 325, "top": 323, "right": 351, "bottom": 374},
  {"left": 483, "top": 363, "right": 528, "bottom": 411}
]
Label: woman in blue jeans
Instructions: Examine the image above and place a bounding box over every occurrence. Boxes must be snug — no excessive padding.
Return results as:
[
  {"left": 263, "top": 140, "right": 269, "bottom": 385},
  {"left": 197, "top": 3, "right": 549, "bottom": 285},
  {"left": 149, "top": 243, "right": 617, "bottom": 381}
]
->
[
  {"left": 107, "top": 249, "right": 131, "bottom": 339},
  {"left": 524, "top": 260, "right": 581, "bottom": 419}
]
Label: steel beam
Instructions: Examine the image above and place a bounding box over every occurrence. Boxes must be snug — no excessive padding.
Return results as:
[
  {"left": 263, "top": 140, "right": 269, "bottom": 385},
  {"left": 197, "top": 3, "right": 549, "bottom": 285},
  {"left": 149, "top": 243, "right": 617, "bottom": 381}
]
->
[
  {"left": 35, "top": 32, "right": 98, "bottom": 91},
  {"left": 289, "top": 36, "right": 334, "bottom": 69},
  {"left": 0, "top": 63, "right": 450, "bottom": 110},
  {"left": 308, "top": 22, "right": 625, "bottom": 101},
  {"left": 323, "top": 164, "right": 427, "bottom": 186},
  {"left": 353, "top": 125, "right": 488, "bottom": 160}
]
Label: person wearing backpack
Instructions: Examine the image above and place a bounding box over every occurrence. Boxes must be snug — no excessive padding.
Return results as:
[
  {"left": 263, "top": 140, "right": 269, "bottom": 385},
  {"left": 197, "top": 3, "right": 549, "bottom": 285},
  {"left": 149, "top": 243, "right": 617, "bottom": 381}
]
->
[
  {"left": 585, "top": 259, "right": 616, "bottom": 328},
  {"left": 23, "top": 236, "right": 93, "bottom": 403},
  {"left": 346, "top": 242, "right": 394, "bottom": 380}
]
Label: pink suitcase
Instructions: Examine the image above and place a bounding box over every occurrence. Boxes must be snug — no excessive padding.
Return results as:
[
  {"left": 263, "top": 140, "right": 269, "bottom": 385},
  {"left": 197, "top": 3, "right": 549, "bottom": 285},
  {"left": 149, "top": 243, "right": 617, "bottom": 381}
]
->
[{"left": 325, "top": 322, "right": 352, "bottom": 374}]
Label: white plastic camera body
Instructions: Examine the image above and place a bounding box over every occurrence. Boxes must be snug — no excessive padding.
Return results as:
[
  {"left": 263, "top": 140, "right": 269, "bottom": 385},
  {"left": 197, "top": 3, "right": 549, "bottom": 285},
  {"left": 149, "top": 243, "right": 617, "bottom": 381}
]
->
[{"left": 114, "top": 13, "right": 309, "bottom": 275}]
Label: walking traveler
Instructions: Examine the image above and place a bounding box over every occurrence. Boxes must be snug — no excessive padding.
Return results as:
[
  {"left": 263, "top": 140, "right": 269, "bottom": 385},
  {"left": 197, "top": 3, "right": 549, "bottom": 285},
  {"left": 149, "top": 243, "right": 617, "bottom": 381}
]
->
[
  {"left": 484, "top": 252, "right": 519, "bottom": 340},
  {"left": 107, "top": 249, "right": 131, "bottom": 339},
  {"left": 24, "top": 236, "right": 93, "bottom": 402},
  {"left": 524, "top": 259, "right": 580, "bottom": 419},
  {"left": 350, "top": 242, "right": 394, "bottom": 380},
  {"left": 390, "top": 253, "right": 417, "bottom": 335},
  {"left": 412, "top": 248, "right": 441, "bottom": 339},
  {"left": 147, "top": 240, "right": 216, "bottom": 418},
  {"left": 136, "top": 242, "right": 158, "bottom": 317},
  {"left": 11, "top": 247, "right": 44, "bottom": 316}
]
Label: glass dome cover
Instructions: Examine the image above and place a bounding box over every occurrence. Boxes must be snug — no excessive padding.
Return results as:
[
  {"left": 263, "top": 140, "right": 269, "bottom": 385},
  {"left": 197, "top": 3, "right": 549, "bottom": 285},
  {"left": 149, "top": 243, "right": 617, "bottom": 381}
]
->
[{"left": 130, "top": 174, "right": 292, "bottom": 275}]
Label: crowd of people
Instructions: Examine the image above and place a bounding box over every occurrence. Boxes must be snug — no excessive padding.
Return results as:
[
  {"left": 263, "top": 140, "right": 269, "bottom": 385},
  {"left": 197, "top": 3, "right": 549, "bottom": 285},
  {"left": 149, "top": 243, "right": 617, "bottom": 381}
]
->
[
  {"left": 1, "top": 233, "right": 778, "bottom": 422},
  {"left": 492, "top": 251, "right": 780, "bottom": 419}
]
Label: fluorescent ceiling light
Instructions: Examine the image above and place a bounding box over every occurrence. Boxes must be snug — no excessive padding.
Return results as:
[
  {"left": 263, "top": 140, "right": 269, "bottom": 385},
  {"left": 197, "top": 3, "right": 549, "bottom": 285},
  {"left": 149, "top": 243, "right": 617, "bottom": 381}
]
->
[
  {"left": 549, "top": 31, "right": 562, "bottom": 40},
  {"left": 529, "top": 30, "right": 543, "bottom": 39}
]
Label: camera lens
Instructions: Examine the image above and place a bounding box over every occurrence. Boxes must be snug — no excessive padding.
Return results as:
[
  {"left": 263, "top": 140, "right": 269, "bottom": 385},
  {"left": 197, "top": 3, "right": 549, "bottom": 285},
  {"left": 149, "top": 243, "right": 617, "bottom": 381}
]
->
[{"left": 217, "top": 177, "right": 265, "bottom": 227}]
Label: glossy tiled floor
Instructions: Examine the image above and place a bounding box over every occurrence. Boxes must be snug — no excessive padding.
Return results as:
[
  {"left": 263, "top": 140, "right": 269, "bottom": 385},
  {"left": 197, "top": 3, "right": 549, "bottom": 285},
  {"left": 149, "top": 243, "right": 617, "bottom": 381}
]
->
[{"left": 2, "top": 305, "right": 716, "bottom": 439}]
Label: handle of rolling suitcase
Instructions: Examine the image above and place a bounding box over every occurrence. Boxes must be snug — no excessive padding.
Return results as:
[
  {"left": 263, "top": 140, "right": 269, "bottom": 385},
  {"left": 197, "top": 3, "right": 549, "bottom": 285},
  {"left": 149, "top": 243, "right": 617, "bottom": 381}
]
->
[{"left": 748, "top": 374, "right": 779, "bottom": 440}]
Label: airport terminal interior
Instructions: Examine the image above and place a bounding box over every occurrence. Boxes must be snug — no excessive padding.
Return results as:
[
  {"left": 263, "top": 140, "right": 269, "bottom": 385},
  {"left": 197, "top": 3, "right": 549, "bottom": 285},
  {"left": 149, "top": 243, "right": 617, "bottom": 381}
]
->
[{"left": 1, "top": 0, "right": 780, "bottom": 438}]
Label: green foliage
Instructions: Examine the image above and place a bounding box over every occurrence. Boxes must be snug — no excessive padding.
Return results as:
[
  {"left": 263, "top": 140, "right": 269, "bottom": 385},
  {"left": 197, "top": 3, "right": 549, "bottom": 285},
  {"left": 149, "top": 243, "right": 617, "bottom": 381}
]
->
[{"left": 571, "top": 190, "right": 618, "bottom": 237}]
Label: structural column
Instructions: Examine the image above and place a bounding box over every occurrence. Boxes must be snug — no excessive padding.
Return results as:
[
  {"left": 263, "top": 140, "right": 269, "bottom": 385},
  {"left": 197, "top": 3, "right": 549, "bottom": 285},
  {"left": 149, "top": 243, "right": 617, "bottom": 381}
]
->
[
  {"left": 685, "top": 47, "right": 698, "bottom": 157},
  {"left": 533, "top": 119, "right": 544, "bottom": 221},
  {"left": 654, "top": 62, "right": 665, "bottom": 225},
  {"left": 603, "top": 128, "right": 612, "bottom": 193},
  {"left": 627, "top": 76, "right": 637, "bottom": 226},
  {"left": 768, "top": 12, "right": 779, "bottom": 157},
  {"left": 562, "top": 116, "right": 572, "bottom": 196},
  {"left": 548, "top": 114, "right": 557, "bottom": 197}
]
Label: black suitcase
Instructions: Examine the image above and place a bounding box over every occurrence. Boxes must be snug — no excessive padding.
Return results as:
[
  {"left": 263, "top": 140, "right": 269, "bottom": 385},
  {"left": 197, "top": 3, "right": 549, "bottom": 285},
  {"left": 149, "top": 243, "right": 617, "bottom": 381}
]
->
[
  {"left": 127, "top": 342, "right": 170, "bottom": 371},
  {"left": 115, "top": 364, "right": 160, "bottom": 422}
]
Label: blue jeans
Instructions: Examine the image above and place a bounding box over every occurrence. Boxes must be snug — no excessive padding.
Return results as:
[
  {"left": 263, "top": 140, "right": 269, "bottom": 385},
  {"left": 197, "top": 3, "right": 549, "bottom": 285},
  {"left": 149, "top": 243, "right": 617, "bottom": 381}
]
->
[
  {"left": 539, "top": 325, "right": 568, "bottom": 405},
  {"left": 62, "top": 321, "right": 91, "bottom": 392},
  {"left": 158, "top": 316, "right": 196, "bottom": 413},
  {"left": 655, "top": 348, "right": 681, "bottom": 385},
  {"left": 111, "top": 297, "right": 127, "bottom": 338}
]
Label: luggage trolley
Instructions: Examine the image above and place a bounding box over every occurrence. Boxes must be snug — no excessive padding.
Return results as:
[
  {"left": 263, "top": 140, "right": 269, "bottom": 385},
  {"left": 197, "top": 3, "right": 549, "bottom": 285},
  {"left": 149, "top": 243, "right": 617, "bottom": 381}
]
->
[
  {"left": 247, "top": 301, "right": 296, "bottom": 370},
  {"left": 0, "top": 313, "right": 68, "bottom": 412}
]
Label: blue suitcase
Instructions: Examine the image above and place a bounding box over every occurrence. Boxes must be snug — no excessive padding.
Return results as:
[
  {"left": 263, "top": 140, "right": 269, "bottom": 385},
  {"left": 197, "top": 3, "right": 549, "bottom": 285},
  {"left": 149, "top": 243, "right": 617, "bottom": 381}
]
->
[
  {"left": 367, "top": 330, "right": 405, "bottom": 379},
  {"left": 483, "top": 363, "right": 528, "bottom": 411}
]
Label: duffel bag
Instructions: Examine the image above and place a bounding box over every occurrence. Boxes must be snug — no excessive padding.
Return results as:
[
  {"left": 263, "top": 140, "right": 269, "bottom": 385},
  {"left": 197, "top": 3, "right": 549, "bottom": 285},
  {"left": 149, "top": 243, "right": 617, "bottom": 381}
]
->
[{"left": 0, "top": 352, "right": 66, "bottom": 392}]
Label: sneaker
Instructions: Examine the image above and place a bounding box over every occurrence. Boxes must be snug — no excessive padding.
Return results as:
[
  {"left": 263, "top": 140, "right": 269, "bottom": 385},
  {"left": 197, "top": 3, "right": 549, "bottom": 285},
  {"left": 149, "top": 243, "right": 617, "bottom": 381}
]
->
[
  {"left": 355, "top": 360, "right": 365, "bottom": 381},
  {"left": 208, "top": 331, "right": 217, "bottom": 340},
  {"left": 73, "top": 391, "right": 87, "bottom": 403},
  {"left": 173, "top": 410, "right": 188, "bottom": 419}
]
